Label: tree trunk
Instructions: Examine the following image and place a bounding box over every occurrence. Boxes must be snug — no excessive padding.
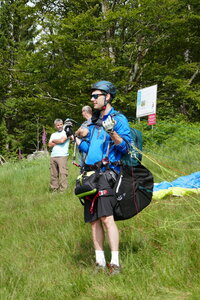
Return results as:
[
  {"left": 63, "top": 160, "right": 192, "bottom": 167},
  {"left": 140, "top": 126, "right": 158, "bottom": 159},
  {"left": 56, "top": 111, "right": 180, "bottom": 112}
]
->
[{"left": 101, "top": 0, "right": 115, "bottom": 63}]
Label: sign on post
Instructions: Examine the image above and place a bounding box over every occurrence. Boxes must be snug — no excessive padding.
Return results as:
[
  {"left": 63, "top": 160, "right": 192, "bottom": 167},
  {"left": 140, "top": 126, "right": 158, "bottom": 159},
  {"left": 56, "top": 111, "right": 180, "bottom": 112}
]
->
[
  {"left": 136, "top": 85, "right": 157, "bottom": 118},
  {"left": 148, "top": 113, "right": 156, "bottom": 125}
]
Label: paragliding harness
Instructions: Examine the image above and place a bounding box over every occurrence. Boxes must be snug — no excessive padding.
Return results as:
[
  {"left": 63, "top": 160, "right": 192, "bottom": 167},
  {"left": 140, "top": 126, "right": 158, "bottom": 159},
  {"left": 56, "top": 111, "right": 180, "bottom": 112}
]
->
[
  {"left": 74, "top": 165, "right": 117, "bottom": 214},
  {"left": 114, "top": 164, "right": 153, "bottom": 220},
  {"left": 74, "top": 112, "right": 153, "bottom": 219}
]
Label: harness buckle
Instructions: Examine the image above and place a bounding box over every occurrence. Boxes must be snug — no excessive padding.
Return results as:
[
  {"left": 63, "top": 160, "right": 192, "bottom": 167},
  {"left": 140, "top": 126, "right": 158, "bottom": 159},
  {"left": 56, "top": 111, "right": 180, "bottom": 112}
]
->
[
  {"left": 98, "top": 190, "right": 108, "bottom": 196},
  {"left": 102, "top": 157, "right": 109, "bottom": 165}
]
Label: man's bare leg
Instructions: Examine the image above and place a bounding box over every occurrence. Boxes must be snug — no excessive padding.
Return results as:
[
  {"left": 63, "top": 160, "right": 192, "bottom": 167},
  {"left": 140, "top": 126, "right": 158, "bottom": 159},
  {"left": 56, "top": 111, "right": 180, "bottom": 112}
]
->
[
  {"left": 101, "top": 215, "right": 120, "bottom": 269},
  {"left": 91, "top": 219, "right": 106, "bottom": 267}
]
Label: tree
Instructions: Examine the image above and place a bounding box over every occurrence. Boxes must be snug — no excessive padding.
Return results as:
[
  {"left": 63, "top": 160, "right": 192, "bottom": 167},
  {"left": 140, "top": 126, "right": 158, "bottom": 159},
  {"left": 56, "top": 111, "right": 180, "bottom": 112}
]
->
[
  {"left": 0, "top": 0, "right": 45, "bottom": 154},
  {"left": 0, "top": 0, "right": 199, "bottom": 155}
]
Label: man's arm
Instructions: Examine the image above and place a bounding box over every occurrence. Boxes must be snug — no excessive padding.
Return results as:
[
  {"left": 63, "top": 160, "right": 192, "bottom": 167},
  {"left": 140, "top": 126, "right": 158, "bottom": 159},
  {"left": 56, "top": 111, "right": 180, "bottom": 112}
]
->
[
  {"left": 48, "top": 140, "right": 56, "bottom": 148},
  {"left": 102, "top": 115, "right": 131, "bottom": 152},
  {"left": 107, "top": 131, "right": 122, "bottom": 145},
  {"left": 48, "top": 136, "right": 68, "bottom": 147},
  {"left": 71, "top": 135, "right": 82, "bottom": 146},
  {"left": 51, "top": 136, "right": 68, "bottom": 144},
  {"left": 75, "top": 127, "right": 89, "bottom": 138}
]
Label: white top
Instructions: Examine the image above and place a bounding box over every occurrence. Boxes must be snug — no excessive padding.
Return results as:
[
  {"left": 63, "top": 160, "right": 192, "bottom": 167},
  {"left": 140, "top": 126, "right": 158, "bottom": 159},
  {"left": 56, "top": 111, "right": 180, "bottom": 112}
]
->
[{"left": 49, "top": 130, "right": 70, "bottom": 157}]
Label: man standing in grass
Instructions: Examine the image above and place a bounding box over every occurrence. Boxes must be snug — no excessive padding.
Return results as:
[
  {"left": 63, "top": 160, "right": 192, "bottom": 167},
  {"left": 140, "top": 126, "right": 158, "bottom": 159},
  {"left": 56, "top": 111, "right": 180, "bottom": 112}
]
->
[
  {"left": 74, "top": 81, "right": 131, "bottom": 274},
  {"left": 48, "top": 119, "right": 70, "bottom": 192}
]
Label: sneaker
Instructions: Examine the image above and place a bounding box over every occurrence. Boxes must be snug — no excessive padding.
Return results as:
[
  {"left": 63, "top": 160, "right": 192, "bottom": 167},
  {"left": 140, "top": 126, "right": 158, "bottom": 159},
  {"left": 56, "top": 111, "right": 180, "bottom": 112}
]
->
[
  {"left": 94, "top": 263, "right": 106, "bottom": 274},
  {"left": 107, "top": 263, "right": 121, "bottom": 275}
]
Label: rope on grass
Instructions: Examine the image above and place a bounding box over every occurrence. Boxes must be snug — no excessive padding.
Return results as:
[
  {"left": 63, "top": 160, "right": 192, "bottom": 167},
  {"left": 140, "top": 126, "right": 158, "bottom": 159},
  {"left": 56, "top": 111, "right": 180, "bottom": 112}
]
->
[
  {"left": 144, "top": 150, "right": 200, "bottom": 167},
  {"left": 130, "top": 144, "right": 186, "bottom": 177}
]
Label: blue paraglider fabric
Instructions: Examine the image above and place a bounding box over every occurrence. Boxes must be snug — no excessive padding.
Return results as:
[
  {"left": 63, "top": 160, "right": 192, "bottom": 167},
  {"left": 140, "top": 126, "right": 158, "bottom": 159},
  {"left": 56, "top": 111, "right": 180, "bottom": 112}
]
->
[{"left": 154, "top": 172, "right": 200, "bottom": 192}]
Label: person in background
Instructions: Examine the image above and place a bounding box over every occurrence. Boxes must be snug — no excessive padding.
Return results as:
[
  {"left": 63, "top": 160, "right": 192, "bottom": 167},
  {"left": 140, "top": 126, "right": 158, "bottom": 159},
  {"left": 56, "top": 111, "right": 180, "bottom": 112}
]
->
[
  {"left": 48, "top": 119, "right": 70, "bottom": 192},
  {"left": 75, "top": 106, "right": 92, "bottom": 172},
  {"left": 74, "top": 81, "right": 132, "bottom": 274}
]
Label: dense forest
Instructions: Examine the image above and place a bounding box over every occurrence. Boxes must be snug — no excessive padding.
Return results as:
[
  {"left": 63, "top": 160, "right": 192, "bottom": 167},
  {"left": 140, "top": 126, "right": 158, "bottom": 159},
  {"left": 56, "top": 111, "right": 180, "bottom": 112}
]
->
[{"left": 0, "top": 0, "right": 199, "bottom": 156}]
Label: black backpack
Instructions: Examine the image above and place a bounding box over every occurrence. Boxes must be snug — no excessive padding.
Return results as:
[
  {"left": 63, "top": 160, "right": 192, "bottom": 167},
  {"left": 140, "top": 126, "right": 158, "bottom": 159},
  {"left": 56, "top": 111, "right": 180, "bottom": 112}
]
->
[
  {"left": 113, "top": 164, "right": 153, "bottom": 221},
  {"left": 110, "top": 113, "right": 153, "bottom": 221}
]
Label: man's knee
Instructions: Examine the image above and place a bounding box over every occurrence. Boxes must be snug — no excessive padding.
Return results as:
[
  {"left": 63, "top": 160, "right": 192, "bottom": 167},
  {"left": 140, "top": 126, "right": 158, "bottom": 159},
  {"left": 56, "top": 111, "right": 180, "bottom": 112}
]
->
[
  {"left": 100, "top": 215, "right": 114, "bottom": 229},
  {"left": 90, "top": 219, "right": 101, "bottom": 228}
]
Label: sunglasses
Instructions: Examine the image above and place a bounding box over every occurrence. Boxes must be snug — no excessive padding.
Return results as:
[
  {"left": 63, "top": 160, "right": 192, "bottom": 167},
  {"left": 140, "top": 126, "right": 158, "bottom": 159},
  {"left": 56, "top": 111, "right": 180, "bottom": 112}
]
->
[{"left": 91, "top": 93, "right": 106, "bottom": 99}]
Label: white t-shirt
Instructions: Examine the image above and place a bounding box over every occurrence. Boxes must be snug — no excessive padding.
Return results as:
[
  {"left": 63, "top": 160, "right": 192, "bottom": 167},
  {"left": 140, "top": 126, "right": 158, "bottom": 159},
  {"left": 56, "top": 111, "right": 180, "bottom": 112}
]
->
[{"left": 49, "top": 130, "right": 70, "bottom": 157}]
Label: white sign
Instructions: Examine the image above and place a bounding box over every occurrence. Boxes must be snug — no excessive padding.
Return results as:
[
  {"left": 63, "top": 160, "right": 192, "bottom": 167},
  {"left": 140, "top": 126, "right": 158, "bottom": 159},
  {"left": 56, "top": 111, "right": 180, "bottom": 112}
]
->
[{"left": 136, "top": 85, "right": 157, "bottom": 118}]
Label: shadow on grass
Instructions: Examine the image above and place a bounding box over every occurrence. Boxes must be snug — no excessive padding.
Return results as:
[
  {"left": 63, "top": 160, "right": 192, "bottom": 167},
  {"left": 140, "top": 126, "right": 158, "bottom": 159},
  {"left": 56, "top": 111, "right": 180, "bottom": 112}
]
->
[{"left": 70, "top": 236, "right": 94, "bottom": 267}]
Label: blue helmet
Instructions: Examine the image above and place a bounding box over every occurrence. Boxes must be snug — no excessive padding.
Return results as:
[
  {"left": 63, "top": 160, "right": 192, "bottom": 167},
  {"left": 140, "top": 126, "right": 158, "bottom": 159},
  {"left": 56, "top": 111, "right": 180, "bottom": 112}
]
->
[{"left": 91, "top": 80, "right": 116, "bottom": 99}]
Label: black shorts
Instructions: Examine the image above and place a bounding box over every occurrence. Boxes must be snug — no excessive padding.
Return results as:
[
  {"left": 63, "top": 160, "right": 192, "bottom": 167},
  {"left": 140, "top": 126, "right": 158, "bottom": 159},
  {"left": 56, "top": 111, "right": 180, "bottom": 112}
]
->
[
  {"left": 84, "top": 169, "right": 118, "bottom": 223},
  {"left": 84, "top": 195, "right": 117, "bottom": 223}
]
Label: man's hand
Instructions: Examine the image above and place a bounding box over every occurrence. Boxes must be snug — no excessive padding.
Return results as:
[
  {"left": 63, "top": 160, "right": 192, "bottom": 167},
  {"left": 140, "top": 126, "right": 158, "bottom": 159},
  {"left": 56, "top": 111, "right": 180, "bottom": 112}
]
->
[
  {"left": 63, "top": 120, "right": 73, "bottom": 137},
  {"left": 48, "top": 141, "right": 56, "bottom": 148},
  {"left": 63, "top": 120, "right": 73, "bottom": 128},
  {"left": 102, "top": 116, "right": 116, "bottom": 133}
]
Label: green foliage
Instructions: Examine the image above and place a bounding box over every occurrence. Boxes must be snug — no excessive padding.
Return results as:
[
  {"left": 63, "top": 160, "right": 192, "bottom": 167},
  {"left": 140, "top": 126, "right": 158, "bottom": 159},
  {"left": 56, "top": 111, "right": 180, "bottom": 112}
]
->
[
  {"left": 131, "top": 120, "right": 200, "bottom": 148},
  {"left": 0, "top": 119, "right": 8, "bottom": 155},
  {"left": 0, "top": 0, "right": 199, "bottom": 154}
]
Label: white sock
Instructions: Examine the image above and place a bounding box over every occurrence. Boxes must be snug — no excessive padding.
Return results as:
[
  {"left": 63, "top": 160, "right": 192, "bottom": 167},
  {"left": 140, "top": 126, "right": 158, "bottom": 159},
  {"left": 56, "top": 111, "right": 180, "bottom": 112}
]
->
[
  {"left": 95, "top": 250, "right": 106, "bottom": 267},
  {"left": 110, "top": 251, "right": 119, "bottom": 266}
]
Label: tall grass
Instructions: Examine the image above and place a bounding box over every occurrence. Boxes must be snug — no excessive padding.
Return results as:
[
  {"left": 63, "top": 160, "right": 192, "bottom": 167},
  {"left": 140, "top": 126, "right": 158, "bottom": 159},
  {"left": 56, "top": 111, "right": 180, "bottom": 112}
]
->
[{"left": 0, "top": 148, "right": 200, "bottom": 300}]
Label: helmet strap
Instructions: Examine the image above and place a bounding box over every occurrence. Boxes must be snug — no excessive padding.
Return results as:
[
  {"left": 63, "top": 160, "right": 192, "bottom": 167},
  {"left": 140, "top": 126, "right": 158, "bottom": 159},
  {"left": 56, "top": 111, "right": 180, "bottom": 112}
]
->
[
  {"left": 101, "top": 94, "right": 113, "bottom": 111},
  {"left": 97, "top": 95, "right": 107, "bottom": 111},
  {"left": 103, "top": 95, "right": 107, "bottom": 109}
]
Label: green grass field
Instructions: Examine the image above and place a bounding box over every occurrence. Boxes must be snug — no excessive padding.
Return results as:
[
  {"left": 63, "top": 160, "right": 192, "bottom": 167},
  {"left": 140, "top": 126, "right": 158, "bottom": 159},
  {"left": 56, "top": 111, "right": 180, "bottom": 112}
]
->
[{"left": 0, "top": 146, "right": 200, "bottom": 300}]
